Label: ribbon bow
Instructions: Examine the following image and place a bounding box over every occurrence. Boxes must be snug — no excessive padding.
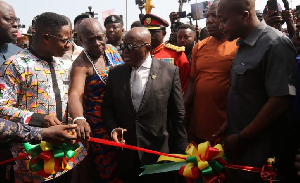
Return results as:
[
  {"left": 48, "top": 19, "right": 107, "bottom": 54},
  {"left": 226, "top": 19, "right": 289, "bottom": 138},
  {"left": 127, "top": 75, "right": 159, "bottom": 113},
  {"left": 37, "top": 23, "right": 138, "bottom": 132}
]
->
[
  {"left": 24, "top": 141, "right": 80, "bottom": 177},
  {"left": 141, "top": 141, "right": 228, "bottom": 183}
]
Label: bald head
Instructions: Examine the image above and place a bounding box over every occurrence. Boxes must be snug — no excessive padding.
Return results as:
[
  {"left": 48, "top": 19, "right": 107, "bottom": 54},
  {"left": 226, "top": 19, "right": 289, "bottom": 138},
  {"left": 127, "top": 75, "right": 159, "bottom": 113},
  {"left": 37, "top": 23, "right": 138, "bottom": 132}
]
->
[
  {"left": 122, "top": 27, "right": 152, "bottom": 67},
  {"left": 217, "top": 0, "right": 260, "bottom": 41},
  {"left": 218, "top": 0, "right": 255, "bottom": 15},
  {"left": 77, "top": 18, "right": 106, "bottom": 58},
  {"left": 0, "top": 1, "right": 18, "bottom": 44},
  {"left": 0, "top": 0, "right": 12, "bottom": 9},
  {"left": 78, "top": 18, "right": 104, "bottom": 39},
  {"left": 125, "top": 27, "right": 151, "bottom": 44}
]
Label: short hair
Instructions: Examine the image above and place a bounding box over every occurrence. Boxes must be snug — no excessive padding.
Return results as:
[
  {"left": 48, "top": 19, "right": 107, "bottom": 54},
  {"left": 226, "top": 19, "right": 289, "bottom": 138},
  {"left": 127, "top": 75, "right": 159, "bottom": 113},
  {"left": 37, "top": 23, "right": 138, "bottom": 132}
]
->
[
  {"left": 131, "top": 21, "right": 143, "bottom": 29},
  {"left": 31, "top": 15, "right": 39, "bottom": 26},
  {"left": 63, "top": 15, "right": 72, "bottom": 27},
  {"left": 35, "top": 12, "right": 69, "bottom": 35},
  {"left": 74, "top": 14, "right": 90, "bottom": 26},
  {"left": 178, "top": 24, "right": 196, "bottom": 32}
]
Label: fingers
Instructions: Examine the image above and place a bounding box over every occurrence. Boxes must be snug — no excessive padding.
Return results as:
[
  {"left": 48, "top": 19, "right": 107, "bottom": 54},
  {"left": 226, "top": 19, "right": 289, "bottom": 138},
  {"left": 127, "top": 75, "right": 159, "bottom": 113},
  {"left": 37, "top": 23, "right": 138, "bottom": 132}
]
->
[
  {"left": 64, "top": 124, "right": 78, "bottom": 130},
  {"left": 47, "top": 116, "right": 61, "bottom": 126},
  {"left": 85, "top": 126, "right": 91, "bottom": 140},
  {"left": 53, "top": 117, "right": 62, "bottom": 125},
  {"left": 112, "top": 131, "right": 119, "bottom": 143},
  {"left": 76, "top": 126, "right": 82, "bottom": 140}
]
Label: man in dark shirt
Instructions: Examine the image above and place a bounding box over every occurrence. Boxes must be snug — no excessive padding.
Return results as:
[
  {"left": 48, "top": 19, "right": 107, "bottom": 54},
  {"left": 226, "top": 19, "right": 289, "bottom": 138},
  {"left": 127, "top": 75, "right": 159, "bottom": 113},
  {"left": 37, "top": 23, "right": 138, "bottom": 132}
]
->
[
  {"left": 217, "top": 0, "right": 297, "bottom": 182},
  {"left": 0, "top": 1, "right": 21, "bottom": 66}
]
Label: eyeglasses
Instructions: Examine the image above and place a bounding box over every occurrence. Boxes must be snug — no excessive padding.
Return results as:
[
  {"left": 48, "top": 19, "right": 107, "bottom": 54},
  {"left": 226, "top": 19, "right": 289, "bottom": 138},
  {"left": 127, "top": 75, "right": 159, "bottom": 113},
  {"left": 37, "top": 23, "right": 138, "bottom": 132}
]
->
[
  {"left": 3, "top": 17, "right": 19, "bottom": 25},
  {"left": 48, "top": 34, "right": 72, "bottom": 45},
  {"left": 119, "top": 43, "right": 149, "bottom": 52}
]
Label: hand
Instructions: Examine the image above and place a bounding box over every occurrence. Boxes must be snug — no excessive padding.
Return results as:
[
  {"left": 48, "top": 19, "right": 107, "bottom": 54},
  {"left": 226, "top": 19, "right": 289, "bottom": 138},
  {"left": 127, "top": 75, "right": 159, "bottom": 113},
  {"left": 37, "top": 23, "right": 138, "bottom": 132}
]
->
[
  {"left": 74, "top": 119, "right": 91, "bottom": 140},
  {"left": 212, "top": 121, "right": 228, "bottom": 140},
  {"left": 111, "top": 127, "right": 127, "bottom": 143},
  {"left": 169, "top": 12, "right": 179, "bottom": 23},
  {"left": 264, "top": 11, "right": 282, "bottom": 30},
  {"left": 43, "top": 115, "right": 62, "bottom": 127},
  {"left": 42, "top": 124, "right": 78, "bottom": 145},
  {"left": 281, "top": 10, "right": 293, "bottom": 24},
  {"left": 224, "top": 134, "right": 247, "bottom": 163},
  {"left": 295, "top": 148, "right": 300, "bottom": 176}
]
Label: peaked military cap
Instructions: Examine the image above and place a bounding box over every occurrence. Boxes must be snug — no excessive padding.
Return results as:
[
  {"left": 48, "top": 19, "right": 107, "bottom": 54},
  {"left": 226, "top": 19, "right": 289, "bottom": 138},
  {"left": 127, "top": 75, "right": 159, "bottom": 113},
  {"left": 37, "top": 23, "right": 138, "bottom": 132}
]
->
[
  {"left": 141, "top": 14, "right": 169, "bottom": 30},
  {"left": 104, "top": 15, "right": 123, "bottom": 27}
]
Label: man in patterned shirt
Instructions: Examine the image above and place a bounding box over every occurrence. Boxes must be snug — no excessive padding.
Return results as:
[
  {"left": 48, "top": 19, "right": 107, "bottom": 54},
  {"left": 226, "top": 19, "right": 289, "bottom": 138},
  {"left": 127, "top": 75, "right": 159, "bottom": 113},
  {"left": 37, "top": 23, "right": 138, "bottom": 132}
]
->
[{"left": 0, "top": 12, "right": 86, "bottom": 183}]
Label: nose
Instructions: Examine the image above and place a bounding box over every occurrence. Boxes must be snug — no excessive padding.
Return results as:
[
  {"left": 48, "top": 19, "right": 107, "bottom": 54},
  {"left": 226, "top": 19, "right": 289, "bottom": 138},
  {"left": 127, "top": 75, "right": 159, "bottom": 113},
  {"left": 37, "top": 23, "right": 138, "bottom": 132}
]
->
[
  {"left": 107, "top": 27, "right": 114, "bottom": 32},
  {"left": 177, "top": 37, "right": 184, "bottom": 45},
  {"left": 206, "top": 16, "right": 213, "bottom": 24},
  {"left": 12, "top": 20, "right": 18, "bottom": 28},
  {"left": 64, "top": 41, "right": 71, "bottom": 49},
  {"left": 122, "top": 47, "right": 130, "bottom": 55}
]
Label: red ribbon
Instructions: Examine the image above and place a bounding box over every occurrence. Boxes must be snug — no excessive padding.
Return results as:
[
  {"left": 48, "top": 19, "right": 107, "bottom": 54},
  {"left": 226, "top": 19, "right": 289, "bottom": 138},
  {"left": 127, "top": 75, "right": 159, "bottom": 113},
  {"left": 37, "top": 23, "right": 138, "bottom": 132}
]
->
[
  {"left": 0, "top": 153, "right": 31, "bottom": 166},
  {"left": 224, "top": 164, "right": 262, "bottom": 172},
  {"left": 88, "top": 137, "right": 187, "bottom": 160},
  {"left": 0, "top": 137, "right": 263, "bottom": 176}
]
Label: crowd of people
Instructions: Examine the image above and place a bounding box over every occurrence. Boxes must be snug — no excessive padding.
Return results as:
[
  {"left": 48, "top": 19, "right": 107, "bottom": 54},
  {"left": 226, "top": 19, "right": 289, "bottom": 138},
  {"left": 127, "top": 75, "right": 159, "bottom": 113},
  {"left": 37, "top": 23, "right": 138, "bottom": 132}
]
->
[{"left": 2, "top": 0, "right": 300, "bottom": 182}]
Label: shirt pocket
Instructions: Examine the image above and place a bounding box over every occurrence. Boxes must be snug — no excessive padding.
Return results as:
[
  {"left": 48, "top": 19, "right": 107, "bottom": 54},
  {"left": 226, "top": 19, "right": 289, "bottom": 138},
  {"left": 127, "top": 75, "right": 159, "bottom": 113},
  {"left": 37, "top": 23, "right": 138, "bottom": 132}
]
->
[{"left": 232, "top": 64, "right": 249, "bottom": 89}]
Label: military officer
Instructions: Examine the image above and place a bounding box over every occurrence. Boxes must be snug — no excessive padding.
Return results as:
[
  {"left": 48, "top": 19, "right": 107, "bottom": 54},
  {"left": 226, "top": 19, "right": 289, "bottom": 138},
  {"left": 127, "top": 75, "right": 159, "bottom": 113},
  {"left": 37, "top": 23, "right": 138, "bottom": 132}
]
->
[{"left": 141, "top": 14, "right": 190, "bottom": 92}]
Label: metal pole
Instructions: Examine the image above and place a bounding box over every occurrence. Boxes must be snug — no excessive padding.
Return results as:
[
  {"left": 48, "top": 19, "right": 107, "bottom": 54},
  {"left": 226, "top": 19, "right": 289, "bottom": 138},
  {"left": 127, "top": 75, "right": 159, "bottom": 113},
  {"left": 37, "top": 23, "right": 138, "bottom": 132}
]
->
[
  {"left": 195, "top": 0, "right": 198, "bottom": 27},
  {"left": 126, "top": 0, "right": 128, "bottom": 30}
]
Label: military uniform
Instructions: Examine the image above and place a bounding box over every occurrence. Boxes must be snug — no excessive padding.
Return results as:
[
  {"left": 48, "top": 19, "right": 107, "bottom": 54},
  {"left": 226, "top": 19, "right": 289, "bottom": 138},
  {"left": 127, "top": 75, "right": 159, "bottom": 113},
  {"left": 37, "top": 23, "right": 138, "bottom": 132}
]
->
[
  {"left": 141, "top": 14, "right": 190, "bottom": 92},
  {"left": 151, "top": 43, "right": 190, "bottom": 92}
]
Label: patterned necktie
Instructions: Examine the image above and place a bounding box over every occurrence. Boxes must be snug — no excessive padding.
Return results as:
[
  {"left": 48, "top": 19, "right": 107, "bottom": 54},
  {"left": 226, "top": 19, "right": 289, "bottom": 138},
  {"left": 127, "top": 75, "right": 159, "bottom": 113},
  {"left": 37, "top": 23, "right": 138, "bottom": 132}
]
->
[{"left": 131, "top": 68, "right": 143, "bottom": 112}]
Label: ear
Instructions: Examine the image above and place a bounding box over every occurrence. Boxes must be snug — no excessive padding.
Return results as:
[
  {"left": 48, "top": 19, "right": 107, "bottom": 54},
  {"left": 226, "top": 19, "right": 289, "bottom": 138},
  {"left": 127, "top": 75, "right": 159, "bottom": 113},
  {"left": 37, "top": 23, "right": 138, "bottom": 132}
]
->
[
  {"left": 146, "top": 44, "right": 152, "bottom": 51},
  {"left": 162, "top": 30, "right": 166, "bottom": 38},
  {"left": 42, "top": 34, "right": 50, "bottom": 44},
  {"left": 242, "top": 11, "right": 250, "bottom": 20},
  {"left": 78, "top": 35, "right": 83, "bottom": 44}
]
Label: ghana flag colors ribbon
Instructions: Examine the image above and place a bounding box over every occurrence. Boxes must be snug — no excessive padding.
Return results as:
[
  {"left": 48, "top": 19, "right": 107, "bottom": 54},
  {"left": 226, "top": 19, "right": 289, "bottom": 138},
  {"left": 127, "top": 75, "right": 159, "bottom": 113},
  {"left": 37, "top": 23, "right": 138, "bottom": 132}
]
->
[
  {"left": 0, "top": 137, "right": 265, "bottom": 181},
  {"left": 140, "top": 141, "right": 227, "bottom": 183},
  {"left": 23, "top": 141, "right": 80, "bottom": 177}
]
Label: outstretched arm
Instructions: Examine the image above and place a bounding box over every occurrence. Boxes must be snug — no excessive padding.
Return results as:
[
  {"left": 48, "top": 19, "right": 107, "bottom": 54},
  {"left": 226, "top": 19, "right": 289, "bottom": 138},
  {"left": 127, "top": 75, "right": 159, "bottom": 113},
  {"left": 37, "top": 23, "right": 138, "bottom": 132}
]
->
[{"left": 68, "top": 57, "right": 91, "bottom": 140}]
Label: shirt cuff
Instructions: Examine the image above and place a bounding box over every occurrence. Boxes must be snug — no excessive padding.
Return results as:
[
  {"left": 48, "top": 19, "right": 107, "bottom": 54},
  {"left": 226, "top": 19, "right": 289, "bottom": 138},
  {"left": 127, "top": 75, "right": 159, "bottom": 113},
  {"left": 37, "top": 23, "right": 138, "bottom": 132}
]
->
[{"left": 28, "top": 113, "right": 47, "bottom": 127}]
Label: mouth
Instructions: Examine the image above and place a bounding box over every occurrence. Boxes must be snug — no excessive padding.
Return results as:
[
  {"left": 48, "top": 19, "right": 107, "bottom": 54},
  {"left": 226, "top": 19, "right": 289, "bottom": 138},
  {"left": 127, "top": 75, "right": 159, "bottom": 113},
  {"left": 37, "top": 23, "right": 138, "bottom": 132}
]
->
[
  {"left": 12, "top": 30, "right": 18, "bottom": 36},
  {"left": 123, "top": 55, "right": 131, "bottom": 61},
  {"left": 206, "top": 26, "right": 215, "bottom": 31}
]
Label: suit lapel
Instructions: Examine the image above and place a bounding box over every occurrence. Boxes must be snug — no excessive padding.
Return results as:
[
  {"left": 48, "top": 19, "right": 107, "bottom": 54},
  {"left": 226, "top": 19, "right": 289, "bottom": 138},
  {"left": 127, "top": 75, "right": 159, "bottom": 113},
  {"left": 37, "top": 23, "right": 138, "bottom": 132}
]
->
[
  {"left": 138, "top": 58, "right": 161, "bottom": 112},
  {"left": 123, "top": 65, "right": 135, "bottom": 113}
]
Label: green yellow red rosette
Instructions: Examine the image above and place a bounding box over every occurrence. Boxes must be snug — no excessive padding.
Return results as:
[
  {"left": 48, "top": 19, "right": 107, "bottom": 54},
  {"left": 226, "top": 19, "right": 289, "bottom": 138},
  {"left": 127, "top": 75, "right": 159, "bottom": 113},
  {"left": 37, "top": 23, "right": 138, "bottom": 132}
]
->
[
  {"left": 23, "top": 141, "right": 80, "bottom": 177},
  {"left": 140, "top": 141, "right": 228, "bottom": 183}
]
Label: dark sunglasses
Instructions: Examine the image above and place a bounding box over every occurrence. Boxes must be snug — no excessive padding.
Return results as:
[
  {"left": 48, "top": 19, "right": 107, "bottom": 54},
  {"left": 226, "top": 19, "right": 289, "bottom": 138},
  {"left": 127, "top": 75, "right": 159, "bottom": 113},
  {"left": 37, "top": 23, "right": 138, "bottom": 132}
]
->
[
  {"left": 119, "top": 43, "right": 149, "bottom": 52},
  {"left": 48, "top": 34, "right": 72, "bottom": 45}
]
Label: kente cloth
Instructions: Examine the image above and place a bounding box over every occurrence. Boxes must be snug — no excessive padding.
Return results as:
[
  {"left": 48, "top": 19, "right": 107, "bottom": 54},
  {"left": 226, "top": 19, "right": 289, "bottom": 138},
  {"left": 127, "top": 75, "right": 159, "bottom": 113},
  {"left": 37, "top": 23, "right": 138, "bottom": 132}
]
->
[
  {"left": 83, "top": 44, "right": 123, "bottom": 182},
  {"left": 0, "top": 49, "right": 87, "bottom": 182}
]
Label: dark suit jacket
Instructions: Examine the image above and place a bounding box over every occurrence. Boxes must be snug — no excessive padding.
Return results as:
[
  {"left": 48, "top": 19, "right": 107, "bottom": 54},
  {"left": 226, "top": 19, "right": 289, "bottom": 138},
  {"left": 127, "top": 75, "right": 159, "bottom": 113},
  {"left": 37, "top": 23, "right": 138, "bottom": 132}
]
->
[{"left": 102, "top": 58, "right": 187, "bottom": 170}]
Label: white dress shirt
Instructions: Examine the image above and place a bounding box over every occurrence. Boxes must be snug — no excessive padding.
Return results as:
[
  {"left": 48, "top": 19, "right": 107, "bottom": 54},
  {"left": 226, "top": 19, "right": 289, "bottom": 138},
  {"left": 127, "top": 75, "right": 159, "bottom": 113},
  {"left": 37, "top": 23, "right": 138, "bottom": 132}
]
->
[
  {"left": 111, "top": 54, "right": 152, "bottom": 137},
  {"left": 130, "top": 54, "right": 152, "bottom": 97}
]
